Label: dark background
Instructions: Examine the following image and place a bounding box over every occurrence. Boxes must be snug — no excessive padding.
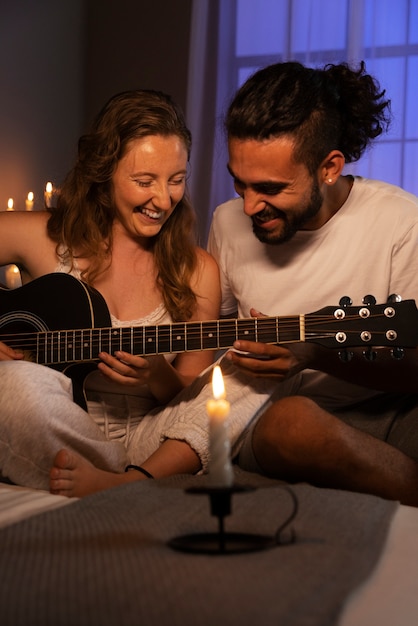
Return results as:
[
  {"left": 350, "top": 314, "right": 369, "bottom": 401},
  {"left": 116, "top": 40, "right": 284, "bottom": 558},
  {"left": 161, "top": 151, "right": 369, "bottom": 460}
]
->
[{"left": 0, "top": 0, "right": 193, "bottom": 212}]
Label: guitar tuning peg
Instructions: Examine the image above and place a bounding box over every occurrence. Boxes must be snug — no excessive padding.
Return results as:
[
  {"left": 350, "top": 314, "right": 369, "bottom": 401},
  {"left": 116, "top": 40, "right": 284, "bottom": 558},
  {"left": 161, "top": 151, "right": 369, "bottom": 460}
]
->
[
  {"left": 339, "top": 296, "right": 352, "bottom": 307},
  {"left": 338, "top": 350, "right": 353, "bottom": 363},
  {"left": 363, "top": 348, "right": 377, "bottom": 361},
  {"left": 362, "top": 295, "right": 376, "bottom": 306},
  {"left": 391, "top": 347, "right": 405, "bottom": 360},
  {"left": 387, "top": 293, "right": 402, "bottom": 303}
]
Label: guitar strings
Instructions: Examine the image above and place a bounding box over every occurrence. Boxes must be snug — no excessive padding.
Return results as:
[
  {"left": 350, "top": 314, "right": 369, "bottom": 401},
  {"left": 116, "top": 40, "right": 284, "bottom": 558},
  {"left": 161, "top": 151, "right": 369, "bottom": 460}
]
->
[{"left": 0, "top": 313, "right": 389, "bottom": 364}]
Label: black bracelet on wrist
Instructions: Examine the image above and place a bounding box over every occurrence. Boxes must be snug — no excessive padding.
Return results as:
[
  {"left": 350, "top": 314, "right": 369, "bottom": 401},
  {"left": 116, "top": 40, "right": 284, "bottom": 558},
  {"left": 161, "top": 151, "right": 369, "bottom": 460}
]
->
[{"left": 125, "top": 464, "right": 155, "bottom": 479}]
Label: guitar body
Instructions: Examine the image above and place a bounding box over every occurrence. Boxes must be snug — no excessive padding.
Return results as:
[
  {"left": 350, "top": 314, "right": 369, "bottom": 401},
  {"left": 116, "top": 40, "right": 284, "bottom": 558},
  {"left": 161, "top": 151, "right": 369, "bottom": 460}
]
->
[
  {"left": 0, "top": 273, "right": 111, "bottom": 338},
  {"left": 0, "top": 274, "right": 112, "bottom": 408}
]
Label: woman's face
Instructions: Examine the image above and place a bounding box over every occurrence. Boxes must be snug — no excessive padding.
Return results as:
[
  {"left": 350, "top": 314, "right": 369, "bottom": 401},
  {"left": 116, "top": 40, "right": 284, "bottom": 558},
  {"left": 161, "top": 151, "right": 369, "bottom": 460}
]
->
[{"left": 112, "top": 134, "right": 188, "bottom": 240}]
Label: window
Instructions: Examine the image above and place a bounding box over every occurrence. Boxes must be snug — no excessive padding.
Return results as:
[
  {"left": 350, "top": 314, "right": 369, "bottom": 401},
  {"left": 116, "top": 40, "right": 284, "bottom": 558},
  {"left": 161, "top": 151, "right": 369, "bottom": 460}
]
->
[
  {"left": 187, "top": 0, "right": 418, "bottom": 241},
  {"left": 232, "top": 0, "right": 418, "bottom": 190}
]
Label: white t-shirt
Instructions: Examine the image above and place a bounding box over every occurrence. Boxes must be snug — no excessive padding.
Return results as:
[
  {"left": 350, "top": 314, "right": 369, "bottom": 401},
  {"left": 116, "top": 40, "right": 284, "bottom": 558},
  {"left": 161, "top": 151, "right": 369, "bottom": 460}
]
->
[{"left": 208, "top": 177, "right": 418, "bottom": 412}]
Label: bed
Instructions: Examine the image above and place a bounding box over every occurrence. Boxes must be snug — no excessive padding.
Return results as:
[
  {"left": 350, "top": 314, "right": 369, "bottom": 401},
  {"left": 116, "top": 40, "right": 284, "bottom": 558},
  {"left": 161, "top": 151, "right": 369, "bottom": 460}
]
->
[{"left": 1, "top": 469, "right": 418, "bottom": 626}]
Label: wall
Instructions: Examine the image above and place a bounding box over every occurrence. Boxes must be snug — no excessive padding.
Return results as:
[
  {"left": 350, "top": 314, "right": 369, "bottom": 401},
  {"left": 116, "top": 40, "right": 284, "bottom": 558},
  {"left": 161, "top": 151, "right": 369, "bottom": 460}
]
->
[
  {"left": 84, "top": 0, "right": 193, "bottom": 127},
  {"left": 0, "top": 0, "right": 85, "bottom": 212},
  {"left": 0, "top": 0, "right": 193, "bottom": 283}
]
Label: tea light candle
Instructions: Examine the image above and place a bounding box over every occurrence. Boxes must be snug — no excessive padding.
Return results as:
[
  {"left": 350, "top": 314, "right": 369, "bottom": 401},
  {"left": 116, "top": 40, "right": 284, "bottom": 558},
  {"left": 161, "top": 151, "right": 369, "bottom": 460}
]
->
[
  {"left": 206, "top": 365, "right": 234, "bottom": 487},
  {"left": 25, "top": 191, "right": 34, "bottom": 211},
  {"left": 44, "top": 182, "right": 53, "bottom": 208},
  {"left": 5, "top": 265, "right": 22, "bottom": 289}
]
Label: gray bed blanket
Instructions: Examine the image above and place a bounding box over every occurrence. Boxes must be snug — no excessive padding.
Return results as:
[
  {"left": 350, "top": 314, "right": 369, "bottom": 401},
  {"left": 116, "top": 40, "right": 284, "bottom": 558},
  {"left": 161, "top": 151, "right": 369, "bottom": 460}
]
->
[{"left": 0, "top": 469, "right": 398, "bottom": 626}]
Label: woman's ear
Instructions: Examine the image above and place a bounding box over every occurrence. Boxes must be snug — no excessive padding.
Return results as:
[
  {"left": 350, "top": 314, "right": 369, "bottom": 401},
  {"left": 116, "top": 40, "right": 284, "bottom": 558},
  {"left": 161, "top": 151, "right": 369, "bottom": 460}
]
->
[{"left": 320, "top": 150, "right": 345, "bottom": 185}]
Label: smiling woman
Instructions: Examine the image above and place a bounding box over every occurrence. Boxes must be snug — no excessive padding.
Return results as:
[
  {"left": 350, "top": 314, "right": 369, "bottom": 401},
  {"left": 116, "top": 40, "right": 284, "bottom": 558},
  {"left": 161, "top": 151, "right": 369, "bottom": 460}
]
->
[
  {"left": 0, "top": 89, "right": 221, "bottom": 497},
  {"left": 113, "top": 135, "right": 188, "bottom": 239}
]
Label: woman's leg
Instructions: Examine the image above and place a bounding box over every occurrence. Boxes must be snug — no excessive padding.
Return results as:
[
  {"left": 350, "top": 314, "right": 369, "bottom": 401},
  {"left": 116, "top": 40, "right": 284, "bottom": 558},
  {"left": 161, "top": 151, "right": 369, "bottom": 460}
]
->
[{"left": 0, "top": 361, "right": 128, "bottom": 490}]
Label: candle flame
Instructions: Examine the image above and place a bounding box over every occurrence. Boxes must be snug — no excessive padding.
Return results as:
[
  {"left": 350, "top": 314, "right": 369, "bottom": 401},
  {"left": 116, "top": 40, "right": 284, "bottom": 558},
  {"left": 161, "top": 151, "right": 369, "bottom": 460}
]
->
[
  {"left": 7, "top": 198, "right": 14, "bottom": 210},
  {"left": 45, "top": 182, "right": 53, "bottom": 193},
  {"left": 27, "top": 191, "right": 34, "bottom": 202},
  {"left": 212, "top": 365, "right": 226, "bottom": 400}
]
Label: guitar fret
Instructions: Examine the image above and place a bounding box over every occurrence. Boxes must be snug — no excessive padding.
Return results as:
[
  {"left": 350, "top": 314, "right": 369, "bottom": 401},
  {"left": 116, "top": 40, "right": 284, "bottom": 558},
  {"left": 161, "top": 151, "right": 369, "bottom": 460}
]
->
[
  {"left": 76, "top": 330, "right": 81, "bottom": 361},
  {"left": 201, "top": 321, "right": 218, "bottom": 350},
  {"left": 122, "top": 327, "right": 131, "bottom": 352},
  {"left": 56, "top": 330, "right": 61, "bottom": 363},
  {"left": 41, "top": 332, "right": 46, "bottom": 364},
  {"left": 121, "top": 328, "right": 127, "bottom": 352},
  {"left": 220, "top": 319, "right": 238, "bottom": 348},
  {"left": 36, "top": 331, "right": 40, "bottom": 364},
  {"left": 106, "top": 328, "right": 110, "bottom": 354},
  {"left": 97, "top": 328, "right": 100, "bottom": 356},
  {"left": 49, "top": 330, "right": 54, "bottom": 364}
]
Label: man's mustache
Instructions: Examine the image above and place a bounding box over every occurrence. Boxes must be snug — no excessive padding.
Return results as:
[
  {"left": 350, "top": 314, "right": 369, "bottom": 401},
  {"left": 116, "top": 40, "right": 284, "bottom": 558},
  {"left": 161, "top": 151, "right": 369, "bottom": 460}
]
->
[{"left": 252, "top": 206, "right": 287, "bottom": 223}]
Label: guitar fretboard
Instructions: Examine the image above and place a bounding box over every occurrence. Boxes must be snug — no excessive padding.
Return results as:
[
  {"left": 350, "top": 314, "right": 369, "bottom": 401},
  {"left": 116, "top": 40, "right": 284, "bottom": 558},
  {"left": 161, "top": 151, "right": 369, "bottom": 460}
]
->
[{"left": 21, "top": 316, "right": 305, "bottom": 365}]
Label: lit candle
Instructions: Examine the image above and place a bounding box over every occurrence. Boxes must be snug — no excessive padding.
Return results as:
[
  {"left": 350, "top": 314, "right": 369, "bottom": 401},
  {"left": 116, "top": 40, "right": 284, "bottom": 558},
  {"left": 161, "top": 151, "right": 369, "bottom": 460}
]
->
[
  {"left": 25, "top": 191, "right": 34, "bottom": 211},
  {"left": 5, "top": 265, "right": 22, "bottom": 289},
  {"left": 44, "top": 182, "right": 53, "bottom": 208},
  {"left": 206, "top": 365, "right": 234, "bottom": 487},
  {"left": 7, "top": 198, "right": 14, "bottom": 211}
]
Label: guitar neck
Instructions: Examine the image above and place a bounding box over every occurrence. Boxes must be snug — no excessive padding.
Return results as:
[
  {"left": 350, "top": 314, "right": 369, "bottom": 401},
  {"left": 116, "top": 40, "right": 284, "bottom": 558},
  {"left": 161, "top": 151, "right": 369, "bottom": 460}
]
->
[
  {"left": 5, "top": 290, "right": 418, "bottom": 366},
  {"left": 23, "top": 315, "right": 304, "bottom": 366}
]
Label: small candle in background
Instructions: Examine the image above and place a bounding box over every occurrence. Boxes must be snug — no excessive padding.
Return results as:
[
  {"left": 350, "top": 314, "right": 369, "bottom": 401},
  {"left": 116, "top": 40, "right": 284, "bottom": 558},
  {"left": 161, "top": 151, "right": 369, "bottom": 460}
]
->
[
  {"left": 5, "top": 265, "right": 22, "bottom": 289},
  {"left": 44, "top": 182, "right": 53, "bottom": 208},
  {"left": 206, "top": 365, "right": 234, "bottom": 487},
  {"left": 7, "top": 198, "right": 14, "bottom": 211},
  {"left": 25, "top": 191, "right": 34, "bottom": 211}
]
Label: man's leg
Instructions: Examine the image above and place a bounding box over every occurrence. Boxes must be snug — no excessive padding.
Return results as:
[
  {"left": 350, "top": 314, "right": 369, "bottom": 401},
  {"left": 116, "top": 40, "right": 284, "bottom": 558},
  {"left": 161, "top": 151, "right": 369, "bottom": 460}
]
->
[{"left": 251, "top": 396, "right": 418, "bottom": 506}]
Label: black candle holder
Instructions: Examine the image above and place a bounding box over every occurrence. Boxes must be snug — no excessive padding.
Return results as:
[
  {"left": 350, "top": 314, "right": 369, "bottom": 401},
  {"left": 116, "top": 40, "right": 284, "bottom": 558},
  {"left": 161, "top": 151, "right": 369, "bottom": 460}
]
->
[{"left": 168, "top": 484, "right": 277, "bottom": 554}]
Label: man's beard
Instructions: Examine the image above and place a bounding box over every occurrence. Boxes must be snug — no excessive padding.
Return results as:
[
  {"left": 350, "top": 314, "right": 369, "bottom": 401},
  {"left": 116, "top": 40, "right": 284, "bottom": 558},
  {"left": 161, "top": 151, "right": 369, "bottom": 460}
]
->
[{"left": 251, "top": 180, "right": 323, "bottom": 245}]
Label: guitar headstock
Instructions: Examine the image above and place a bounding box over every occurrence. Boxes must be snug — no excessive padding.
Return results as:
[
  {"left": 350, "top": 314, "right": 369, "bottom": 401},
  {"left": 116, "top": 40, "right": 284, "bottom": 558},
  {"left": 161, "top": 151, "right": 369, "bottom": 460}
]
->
[{"left": 306, "top": 296, "right": 418, "bottom": 354}]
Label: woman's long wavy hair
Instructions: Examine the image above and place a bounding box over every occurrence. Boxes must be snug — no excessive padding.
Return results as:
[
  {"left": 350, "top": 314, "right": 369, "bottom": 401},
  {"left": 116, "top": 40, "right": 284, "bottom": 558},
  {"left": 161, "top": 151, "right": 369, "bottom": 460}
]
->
[{"left": 47, "top": 90, "right": 198, "bottom": 321}]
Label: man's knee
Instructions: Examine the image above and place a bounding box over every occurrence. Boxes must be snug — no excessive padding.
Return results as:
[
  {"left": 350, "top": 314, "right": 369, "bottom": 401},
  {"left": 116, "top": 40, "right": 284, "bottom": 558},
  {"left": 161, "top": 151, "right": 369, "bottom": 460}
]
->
[
  {"left": 255, "top": 396, "right": 319, "bottom": 441},
  {"left": 252, "top": 396, "right": 323, "bottom": 474}
]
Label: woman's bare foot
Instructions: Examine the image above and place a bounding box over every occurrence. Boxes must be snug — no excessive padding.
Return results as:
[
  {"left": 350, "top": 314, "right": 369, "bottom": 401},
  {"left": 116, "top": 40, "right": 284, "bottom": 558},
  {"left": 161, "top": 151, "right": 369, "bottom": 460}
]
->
[{"left": 49, "top": 449, "right": 145, "bottom": 497}]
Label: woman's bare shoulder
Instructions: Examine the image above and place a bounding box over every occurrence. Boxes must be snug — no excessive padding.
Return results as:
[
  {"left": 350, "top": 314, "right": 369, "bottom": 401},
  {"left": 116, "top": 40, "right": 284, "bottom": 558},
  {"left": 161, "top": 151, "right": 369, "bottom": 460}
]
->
[
  {"left": 195, "top": 246, "right": 219, "bottom": 271},
  {"left": 192, "top": 247, "right": 221, "bottom": 315}
]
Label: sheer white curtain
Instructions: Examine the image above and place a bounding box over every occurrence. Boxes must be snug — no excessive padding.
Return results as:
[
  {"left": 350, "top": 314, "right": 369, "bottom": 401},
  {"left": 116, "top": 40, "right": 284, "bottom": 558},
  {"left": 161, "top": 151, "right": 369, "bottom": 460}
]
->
[
  {"left": 186, "top": 0, "right": 238, "bottom": 244},
  {"left": 187, "top": 0, "right": 418, "bottom": 244}
]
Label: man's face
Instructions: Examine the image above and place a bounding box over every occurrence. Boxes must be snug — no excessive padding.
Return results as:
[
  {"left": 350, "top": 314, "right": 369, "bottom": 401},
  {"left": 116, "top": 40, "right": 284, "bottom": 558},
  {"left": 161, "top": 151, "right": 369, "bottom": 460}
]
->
[{"left": 227, "top": 136, "right": 323, "bottom": 244}]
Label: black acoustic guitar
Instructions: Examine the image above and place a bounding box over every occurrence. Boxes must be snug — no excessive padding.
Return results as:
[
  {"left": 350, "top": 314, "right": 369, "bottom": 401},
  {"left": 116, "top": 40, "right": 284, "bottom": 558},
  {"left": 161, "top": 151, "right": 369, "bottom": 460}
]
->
[{"left": 1, "top": 273, "right": 417, "bottom": 370}]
